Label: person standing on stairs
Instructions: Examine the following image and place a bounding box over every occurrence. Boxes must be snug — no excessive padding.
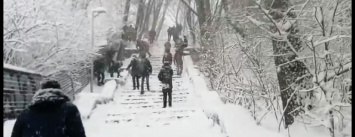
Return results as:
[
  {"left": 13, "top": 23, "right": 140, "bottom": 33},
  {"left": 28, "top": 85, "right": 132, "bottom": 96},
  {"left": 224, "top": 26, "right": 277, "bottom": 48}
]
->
[
  {"left": 136, "top": 39, "right": 152, "bottom": 57},
  {"left": 126, "top": 54, "right": 141, "bottom": 90},
  {"left": 167, "top": 27, "right": 173, "bottom": 41},
  {"left": 158, "top": 61, "right": 174, "bottom": 108},
  {"left": 149, "top": 29, "right": 156, "bottom": 44},
  {"left": 174, "top": 48, "right": 184, "bottom": 75},
  {"left": 162, "top": 48, "right": 173, "bottom": 66},
  {"left": 138, "top": 53, "right": 152, "bottom": 94},
  {"left": 164, "top": 41, "right": 171, "bottom": 52},
  {"left": 93, "top": 57, "right": 105, "bottom": 86}
]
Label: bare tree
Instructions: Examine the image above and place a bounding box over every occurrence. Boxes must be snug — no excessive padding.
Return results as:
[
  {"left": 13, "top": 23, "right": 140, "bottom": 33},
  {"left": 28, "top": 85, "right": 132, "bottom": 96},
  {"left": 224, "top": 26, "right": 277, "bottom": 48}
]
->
[
  {"left": 123, "top": 0, "right": 131, "bottom": 24},
  {"left": 150, "top": 0, "right": 164, "bottom": 31},
  {"left": 155, "top": 0, "right": 171, "bottom": 40}
]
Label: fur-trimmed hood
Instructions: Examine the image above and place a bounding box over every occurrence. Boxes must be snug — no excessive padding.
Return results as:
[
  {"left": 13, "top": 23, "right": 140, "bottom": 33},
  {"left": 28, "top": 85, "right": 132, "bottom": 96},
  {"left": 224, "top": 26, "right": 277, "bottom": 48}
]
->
[{"left": 29, "top": 88, "right": 70, "bottom": 112}]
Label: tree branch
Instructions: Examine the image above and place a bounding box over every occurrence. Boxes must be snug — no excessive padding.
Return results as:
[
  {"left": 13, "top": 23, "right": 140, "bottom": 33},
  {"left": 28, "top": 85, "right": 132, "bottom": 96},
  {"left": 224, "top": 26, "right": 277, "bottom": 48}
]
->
[{"left": 179, "top": 0, "right": 198, "bottom": 16}]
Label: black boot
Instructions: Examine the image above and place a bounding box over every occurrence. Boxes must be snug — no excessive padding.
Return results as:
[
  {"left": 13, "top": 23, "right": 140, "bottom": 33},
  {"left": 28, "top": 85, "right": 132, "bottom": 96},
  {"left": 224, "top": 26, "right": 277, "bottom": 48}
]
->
[
  {"left": 163, "top": 101, "right": 167, "bottom": 108},
  {"left": 169, "top": 101, "right": 172, "bottom": 107}
]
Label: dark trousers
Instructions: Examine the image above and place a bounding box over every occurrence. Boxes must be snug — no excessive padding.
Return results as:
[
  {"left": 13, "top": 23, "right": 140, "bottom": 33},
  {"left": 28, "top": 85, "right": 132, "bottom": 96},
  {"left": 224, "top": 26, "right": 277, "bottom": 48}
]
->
[
  {"left": 109, "top": 65, "right": 121, "bottom": 77},
  {"left": 163, "top": 88, "right": 172, "bottom": 107},
  {"left": 149, "top": 36, "right": 155, "bottom": 44},
  {"left": 141, "top": 75, "right": 150, "bottom": 94},
  {"left": 132, "top": 76, "right": 140, "bottom": 89},
  {"left": 96, "top": 72, "right": 105, "bottom": 86},
  {"left": 176, "top": 61, "right": 183, "bottom": 75}
]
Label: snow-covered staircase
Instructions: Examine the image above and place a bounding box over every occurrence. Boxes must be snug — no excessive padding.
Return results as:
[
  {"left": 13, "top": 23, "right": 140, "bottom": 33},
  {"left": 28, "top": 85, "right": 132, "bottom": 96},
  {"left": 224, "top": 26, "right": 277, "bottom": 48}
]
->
[
  {"left": 83, "top": 39, "right": 224, "bottom": 137},
  {"left": 103, "top": 41, "right": 198, "bottom": 125}
]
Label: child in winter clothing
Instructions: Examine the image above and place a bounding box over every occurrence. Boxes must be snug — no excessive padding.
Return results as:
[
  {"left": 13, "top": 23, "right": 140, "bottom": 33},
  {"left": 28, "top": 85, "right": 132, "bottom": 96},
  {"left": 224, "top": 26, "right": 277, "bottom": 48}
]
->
[{"left": 158, "top": 61, "right": 174, "bottom": 108}]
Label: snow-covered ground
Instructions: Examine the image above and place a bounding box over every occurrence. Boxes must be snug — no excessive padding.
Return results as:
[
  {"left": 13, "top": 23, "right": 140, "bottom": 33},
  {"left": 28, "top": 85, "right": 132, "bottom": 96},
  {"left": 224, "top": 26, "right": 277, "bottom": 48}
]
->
[
  {"left": 82, "top": 39, "right": 225, "bottom": 137},
  {"left": 4, "top": 37, "right": 338, "bottom": 137}
]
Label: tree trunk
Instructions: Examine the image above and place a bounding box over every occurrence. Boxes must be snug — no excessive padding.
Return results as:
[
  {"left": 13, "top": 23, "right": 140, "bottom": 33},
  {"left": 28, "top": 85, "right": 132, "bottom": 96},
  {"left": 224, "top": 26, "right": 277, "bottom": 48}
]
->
[
  {"left": 186, "top": 0, "right": 196, "bottom": 44},
  {"left": 135, "top": 0, "right": 145, "bottom": 30},
  {"left": 123, "top": 0, "right": 131, "bottom": 25},
  {"left": 156, "top": 0, "right": 171, "bottom": 40},
  {"left": 150, "top": 0, "right": 163, "bottom": 31},
  {"left": 138, "top": 0, "right": 153, "bottom": 39},
  {"left": 195, "top": 0, "right": 208, "bottom": 42},
  {"left": 175, "top": 1, "right": 181, "bottom": 25},
  {"left": 266, "top": 0, "right": 310, "bottom": 128}
]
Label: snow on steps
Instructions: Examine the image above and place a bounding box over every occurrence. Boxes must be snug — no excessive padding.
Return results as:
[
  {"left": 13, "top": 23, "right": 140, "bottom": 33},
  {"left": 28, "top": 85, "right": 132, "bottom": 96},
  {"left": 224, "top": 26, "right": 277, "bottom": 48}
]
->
[
  {"left": 74, "top": 70, "right": 130, "bottom": 120},
  {"left": 184, "top": 55, "right": 284, "bottom": 137}
]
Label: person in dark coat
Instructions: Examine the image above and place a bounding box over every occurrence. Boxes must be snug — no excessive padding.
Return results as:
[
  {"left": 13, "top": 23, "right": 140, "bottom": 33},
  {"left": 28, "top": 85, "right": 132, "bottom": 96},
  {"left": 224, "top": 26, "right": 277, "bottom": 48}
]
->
[
  {"left": 148, "top": 29, "right": 156, "bottom": 44},
  {"left": 164, "top": 41, "right": 171, "bottom": 52},
  {"left": 11, "top": 80, "right": 86, "bottom": 137},
  {"left": 174, "top": 48, "right": 184, "bottom": 75},
  {"left": 182, "top": 35, "right": 188, "bottom": 48},
  {"left": 94, "top": 57, "right": 106, "bottom": 86},
  {"left": 162, "top": 48, "right": 172, "bottom": 66},
  {"left": 136, "top": 39, "right": 152, "bottom": 57},
  {"left": 109, "top": 60, "right": 123, "bottom": 78},
  {"left": 172, "top": 26, "right": 179, "bottom": 43},
  {"left": 176, "top": 24, "right": 183, "bottom": 36},
  {"left": 167, "top": 27, "right": 173, "bottom": 41},
  {"left": 158, "top": 61, "right": 174, "bottom": 108},
  {"left": 138, "top": 53, "right": 152, "bottom": 94},
  {"left": 126, "top": 54, "right": 141, "bottom": 90}
]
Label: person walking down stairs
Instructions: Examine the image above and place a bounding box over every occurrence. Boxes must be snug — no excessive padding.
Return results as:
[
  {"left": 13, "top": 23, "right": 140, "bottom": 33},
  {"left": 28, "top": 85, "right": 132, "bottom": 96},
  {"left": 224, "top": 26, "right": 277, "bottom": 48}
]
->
[
  {"left": 136, "top": 39, "right": 152, "bottom": 57},
  {"left": 158, "top": 61, "right": 174, "bottom": 108},
  {"left": 138, "top": 53, "right": 152, "bottom": 94},
  {"left": 126, "top": 54, "right": 141, "bottom": 90}
]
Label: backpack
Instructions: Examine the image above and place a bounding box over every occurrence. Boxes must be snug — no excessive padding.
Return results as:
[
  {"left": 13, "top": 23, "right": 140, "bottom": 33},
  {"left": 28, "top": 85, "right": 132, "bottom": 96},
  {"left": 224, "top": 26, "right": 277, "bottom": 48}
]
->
[{"left": 160, "top": 66, "right": 172, "bottom": 83}]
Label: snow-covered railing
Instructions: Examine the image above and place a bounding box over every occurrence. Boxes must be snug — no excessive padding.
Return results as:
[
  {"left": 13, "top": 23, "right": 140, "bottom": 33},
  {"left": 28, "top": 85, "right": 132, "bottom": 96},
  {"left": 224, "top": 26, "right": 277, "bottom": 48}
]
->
[
  {"left": 3, "top": 64, "right": 92, "bottom": 120},
  {"left": 3, "top": 64, "right": 43, "bottom": 120},
  {"left": 47, "top": 69, "right": 91, "bottom": 101}
]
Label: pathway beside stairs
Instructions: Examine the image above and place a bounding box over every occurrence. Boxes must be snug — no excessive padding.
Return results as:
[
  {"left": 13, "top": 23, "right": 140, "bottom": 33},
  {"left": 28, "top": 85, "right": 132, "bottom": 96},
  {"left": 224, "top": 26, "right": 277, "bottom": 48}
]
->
[{"left": 83, "top": 39, "right": 225, "bottom": 137}]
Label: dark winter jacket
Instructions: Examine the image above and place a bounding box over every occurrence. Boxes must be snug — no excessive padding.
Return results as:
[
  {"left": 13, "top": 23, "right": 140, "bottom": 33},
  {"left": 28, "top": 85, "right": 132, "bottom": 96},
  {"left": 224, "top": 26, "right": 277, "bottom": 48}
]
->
[
  {"left": 139, "top": 58, "right": 152, "bottom": 76},
  {"left": 158, "top": 65, "right": 173, "bottom": 88},
  {"left": 167, "top": 27, "right": 173, "bottom": 35},
  {"left": 162, "top": 52, "right": 172, "bottom": 65},
  {"left": 127, "top": 58, "right": 141, "bottom": 77},
  {"left": 94, "top": 57, "right": 106, "bottom": 73},
  {"left": 136, "top": 40, "right": 149, "bottom": 52},
  {"left": 164, "top": 42, "right": 171, "bottom": 51},
  {"left": 11, "top": 88, "right": 86, "bottom": 137}
]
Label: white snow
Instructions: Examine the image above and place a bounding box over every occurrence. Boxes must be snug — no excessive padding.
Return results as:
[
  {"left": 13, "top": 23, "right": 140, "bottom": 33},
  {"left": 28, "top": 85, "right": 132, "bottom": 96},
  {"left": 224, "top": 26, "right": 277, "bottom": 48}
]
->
[
  {"left": 74, "top": 92, "right": 100, "bottom": 119},
  {"left": 3, "top": 120, "right": 15, "bottom": 137},
  {"left": 97, "top": 80, "right": 117, "bottom": 103},
  {"left": 185, "top": 55, "right": 285, "bottom": 137},
  {"left": 81, "top": 39, "right": 226, "bottom": 137},
  {"left": 92, "top": 7, "right": 107, "bottom": 13}
]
